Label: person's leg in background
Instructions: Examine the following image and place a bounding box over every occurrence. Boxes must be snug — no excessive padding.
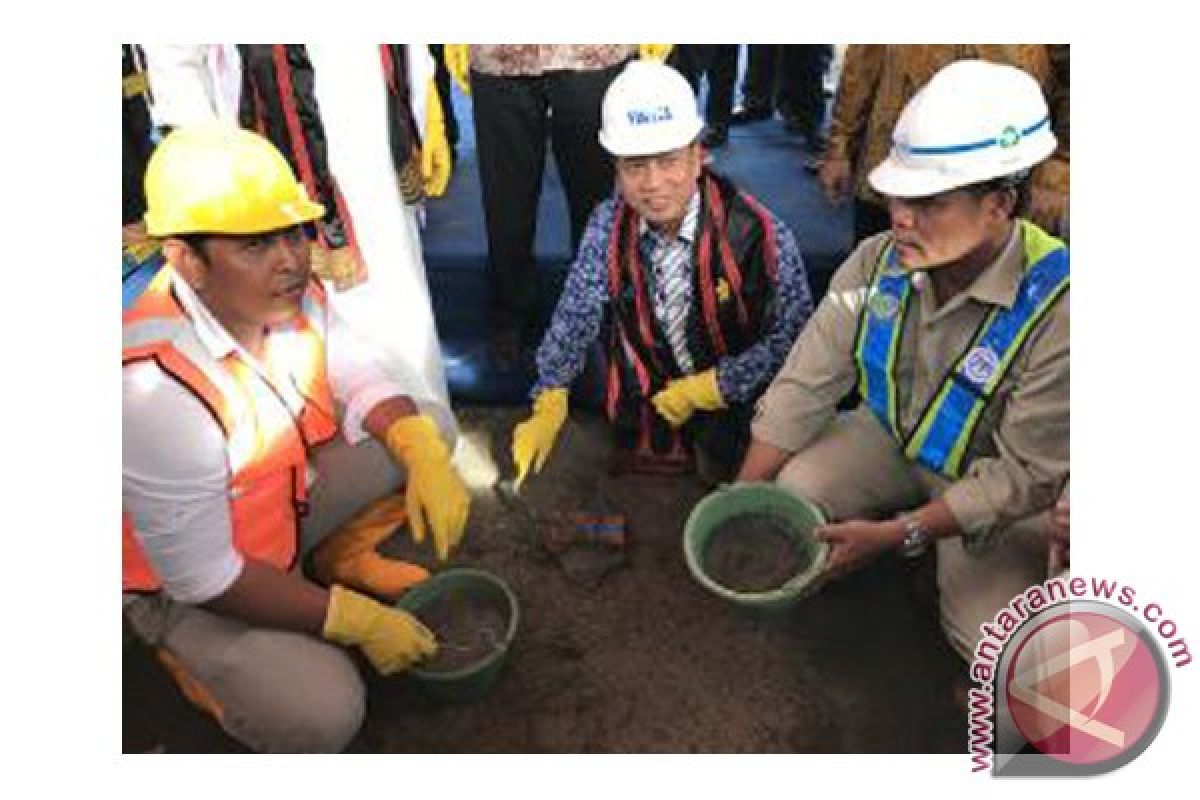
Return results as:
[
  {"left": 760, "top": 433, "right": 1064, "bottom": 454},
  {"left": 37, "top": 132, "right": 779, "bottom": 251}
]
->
[
  {"left": 428, "top": 45, "right": 459, "bottom": 166},
  {"left": 472, "top": 70, "right": 550, "bottom": 361},
  {"left": 775, "top": 45, "right": 799, "bottom": 134},
  {"left": 702, "top": 45, "right": 739, "bottom": 147},
  {"left": 732, "top": 44, "right": 779, "bottom": 124},
  {"left": 546, "top": 63, "right": 622, "bottom": 256},
  {"left": 782, "top": 44, "right": 832, "bottom": 150},
  {"left": 668, "top": 46, "right": 728, "bottom": 145},
  {"left": 667, "top": 44, "right": 704, "bottom": 90}
]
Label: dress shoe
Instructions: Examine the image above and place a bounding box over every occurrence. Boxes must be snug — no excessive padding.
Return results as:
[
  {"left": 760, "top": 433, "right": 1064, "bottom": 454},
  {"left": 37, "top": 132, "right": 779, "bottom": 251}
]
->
[{"left": 729, "top": 106, "right": 771, "bottom": 126}]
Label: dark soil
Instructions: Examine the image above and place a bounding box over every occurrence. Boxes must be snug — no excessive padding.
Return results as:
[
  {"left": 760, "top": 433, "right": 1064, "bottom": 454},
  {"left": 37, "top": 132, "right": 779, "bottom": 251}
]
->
[
  {"left": 704, "top": 514, "right": 806, "bottom": 593},
  {"left": 415, "top": 589, "right": 510, "bottom": 673},
  {"left": 123, "top": 406, "right": 968, "bottom": 753}
]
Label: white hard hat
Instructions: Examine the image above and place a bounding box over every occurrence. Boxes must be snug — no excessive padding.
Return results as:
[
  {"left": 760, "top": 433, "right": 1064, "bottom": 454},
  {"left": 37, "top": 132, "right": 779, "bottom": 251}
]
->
[
  {"left": 598, "top": 60, "right": 704, "bottom": 157},
  {"left": 868, "top": 59, "right": 1057, "bottom": 198}
]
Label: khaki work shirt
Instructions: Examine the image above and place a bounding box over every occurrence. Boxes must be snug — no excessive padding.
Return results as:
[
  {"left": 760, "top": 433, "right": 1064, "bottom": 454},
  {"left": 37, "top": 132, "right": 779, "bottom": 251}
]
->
[{"left": 753, "top": 224, "right": 1069, "bottom": 540}]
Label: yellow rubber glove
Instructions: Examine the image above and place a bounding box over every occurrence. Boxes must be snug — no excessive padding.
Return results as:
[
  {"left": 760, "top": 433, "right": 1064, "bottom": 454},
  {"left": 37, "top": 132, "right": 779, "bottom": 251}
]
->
[
  {"left": 444, "top": 44, "right": 471, "bottom": 95},
  {"left": 384, "top": 415, "right": 470, "bottom": 562},
  {"left": 511, "top": 387, "right": 569, "bottom": 492},
  {"left": 310, "top": 493, "right": 431, "bottom": 601},
  {"left": 639, "top": 44, "right": 674, "bottom": 62},
  {"left": 322, "top": 585, "right": 437, "bottom": 675},
  {"left": 650, "top": 368, "right": 726, "bottom": 428},
  {"left": 422, "top": 78, "right": 452, "bottom": 198}
]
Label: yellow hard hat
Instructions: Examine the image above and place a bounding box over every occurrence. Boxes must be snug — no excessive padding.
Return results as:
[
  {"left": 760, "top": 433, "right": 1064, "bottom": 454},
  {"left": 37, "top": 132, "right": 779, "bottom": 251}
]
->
[{"left": 143, "top": 125, "right": 326, "bottom": 237}]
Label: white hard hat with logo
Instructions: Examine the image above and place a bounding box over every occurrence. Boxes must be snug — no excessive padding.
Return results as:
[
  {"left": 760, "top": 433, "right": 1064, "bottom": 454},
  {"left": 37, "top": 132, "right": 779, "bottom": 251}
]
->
[
  {"left": 868, "top": 59, "right": 1057, "bottom": 198},
  {"left": 598, "top": 60, "right": 704, "bottom": 157}
]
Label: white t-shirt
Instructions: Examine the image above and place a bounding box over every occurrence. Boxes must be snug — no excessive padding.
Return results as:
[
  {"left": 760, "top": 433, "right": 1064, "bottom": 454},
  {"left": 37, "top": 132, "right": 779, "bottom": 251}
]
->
[{"left": 123, "top": 273, "right": 452, "bottom": 604}]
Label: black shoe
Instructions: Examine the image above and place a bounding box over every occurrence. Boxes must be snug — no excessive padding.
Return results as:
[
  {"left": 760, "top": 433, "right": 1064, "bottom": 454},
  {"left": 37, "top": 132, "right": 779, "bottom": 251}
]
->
[
  {"left": 702, "top": 127, "right": 728, "bottom": 148},
  {"left": 729, "top": 107, "right": 771, "bottom": 126}
]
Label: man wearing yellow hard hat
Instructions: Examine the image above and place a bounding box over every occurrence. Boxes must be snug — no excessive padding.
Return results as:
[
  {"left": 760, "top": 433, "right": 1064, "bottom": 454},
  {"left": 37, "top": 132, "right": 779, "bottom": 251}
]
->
[
  {"left": 123, "top": 125, "right": 469, "bottom": 751},
  {"left": 140, "top": 44, "right": 455, "bottom": 427},
  {"left": 740, "top": 60, "right": 1069, "bottom": 663}
]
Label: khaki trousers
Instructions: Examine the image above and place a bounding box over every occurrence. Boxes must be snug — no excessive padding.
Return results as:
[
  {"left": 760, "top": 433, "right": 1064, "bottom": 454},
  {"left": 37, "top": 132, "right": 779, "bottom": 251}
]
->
[
  {"left": 775, "top": 407, "right": 1049, "bottom": 661},
  {"left": 124, "top": 435, "right": 403, "bottom": 752}
]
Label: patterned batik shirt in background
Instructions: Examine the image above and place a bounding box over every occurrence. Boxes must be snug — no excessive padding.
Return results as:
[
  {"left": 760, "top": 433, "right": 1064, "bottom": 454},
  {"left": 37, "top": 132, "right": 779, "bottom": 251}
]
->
[
  {"left": 825, "top": 44, "right": 1070, "bottom": 206},
  {"left": 470, "top": 45, "right": 636, "bottom": 76},
  {"left": 532, "top": 191, "right": 814, "bottom": 405}
]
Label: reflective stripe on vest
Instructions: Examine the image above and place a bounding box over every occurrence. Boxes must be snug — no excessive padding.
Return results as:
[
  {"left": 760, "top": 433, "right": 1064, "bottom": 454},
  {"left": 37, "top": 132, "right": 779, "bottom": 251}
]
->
[
  {"left": 855, "top": 220, "right": 1070, "bottom": 478},
  {"left": 854, "top": 243, "right": 911, "bottom": 441},
  {"left": 122, "top": 266, "right": 338, "bottom": 592}
]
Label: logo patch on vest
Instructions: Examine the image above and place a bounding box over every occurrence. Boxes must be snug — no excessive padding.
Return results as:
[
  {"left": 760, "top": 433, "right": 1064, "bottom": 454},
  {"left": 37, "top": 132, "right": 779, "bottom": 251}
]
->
[
  {"left": 868, "top": 289, "right": 901, "bottom": 319},
  {"left": 961, "top": 345, "right": 1000, "bottom": 388}
]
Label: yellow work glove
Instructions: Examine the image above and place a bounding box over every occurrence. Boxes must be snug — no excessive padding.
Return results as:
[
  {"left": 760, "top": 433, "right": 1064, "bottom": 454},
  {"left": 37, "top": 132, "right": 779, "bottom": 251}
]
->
[
  {"left": 650, "top": 368, "right": 726, "bottom": 429},
  {"left": 511, "top": 387, "right": 569, "bottom": 492},
  {"left": 639, "top": 44, "right": 674, "bottom": 62},
  {"left": 444, "top": 44, "right": 471, "bottom": 95},
  {"left": 310, "top": 493, "right": 431, "bottom": 601},
  {"left": 422, "top": 78, "right": 452, "bottom": 198},
  {"left": 384, "top": 415, "right": 470, "bottom": 562},
  {"left": 322, "top": 585, "right": 437, "bottom": 675}
]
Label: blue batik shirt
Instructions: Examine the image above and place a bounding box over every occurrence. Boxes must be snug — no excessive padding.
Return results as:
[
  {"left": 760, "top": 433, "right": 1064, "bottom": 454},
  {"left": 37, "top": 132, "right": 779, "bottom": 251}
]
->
[{"left": 532, "top": 189, "right": 814, "bottom": 405}]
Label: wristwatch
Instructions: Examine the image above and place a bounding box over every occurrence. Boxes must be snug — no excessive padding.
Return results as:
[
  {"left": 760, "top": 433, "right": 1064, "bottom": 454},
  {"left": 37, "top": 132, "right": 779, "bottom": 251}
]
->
[{"left": 898, "top": 515, "right": 931, "bottom": 559}]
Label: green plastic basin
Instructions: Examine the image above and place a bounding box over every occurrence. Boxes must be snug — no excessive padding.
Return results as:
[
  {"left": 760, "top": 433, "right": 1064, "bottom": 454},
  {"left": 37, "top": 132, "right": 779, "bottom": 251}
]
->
[
  {"left": 683, "top": 482, "right": 829, "bottom": 612},
  {"left": 394, "top": 567, "right": 519, "bottom": 703}
]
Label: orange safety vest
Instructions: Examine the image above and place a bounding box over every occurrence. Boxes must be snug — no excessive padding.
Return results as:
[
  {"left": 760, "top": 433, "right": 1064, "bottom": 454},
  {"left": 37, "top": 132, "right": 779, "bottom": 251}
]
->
[{"left": 122, "top": 266, "right": 339, "bottom": 593}]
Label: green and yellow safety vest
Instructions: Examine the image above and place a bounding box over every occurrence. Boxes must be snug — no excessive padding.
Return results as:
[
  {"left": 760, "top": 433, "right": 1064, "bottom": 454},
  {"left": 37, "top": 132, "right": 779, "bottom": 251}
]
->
[{"left": 853, "top": 220, "right": 1069, "bottom": 478}]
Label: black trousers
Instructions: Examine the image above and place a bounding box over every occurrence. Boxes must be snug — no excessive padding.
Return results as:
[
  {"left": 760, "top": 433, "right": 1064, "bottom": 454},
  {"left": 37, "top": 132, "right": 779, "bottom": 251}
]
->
[
  {"left": 472, "top": 63, "right": 624, "bottom": 333},
  {"left": 122, "top": 45, "right": 155, "bottom": 225},
  {"left": 740, "top": 45, "right": 831, "bottom": 135},
  {"left": 741, "top": 44, "right": 781, "bottom": 113},
  {"left": 669, "top": 44, "right": 738, "bottom": 132},
  {"left": 778, "top": 45, "right": 832, "bottom": 139}
]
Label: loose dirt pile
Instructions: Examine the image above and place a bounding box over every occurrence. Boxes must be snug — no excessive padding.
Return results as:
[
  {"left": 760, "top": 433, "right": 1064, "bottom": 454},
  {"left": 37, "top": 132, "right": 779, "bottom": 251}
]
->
[
  {"left": 704, "top": 514, "right": 806, "bottom": 593},
  {"left": 123, "top": 407, "right": 967, "bottom": 753}
]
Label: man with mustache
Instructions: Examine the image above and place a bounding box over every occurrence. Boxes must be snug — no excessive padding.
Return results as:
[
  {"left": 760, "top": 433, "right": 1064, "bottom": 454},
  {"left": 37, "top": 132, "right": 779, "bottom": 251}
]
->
[
  {"left": 510, "top": 60, "right": 813, "bottom": 489},
  {"left": 123, "top": 127, "right": 469, "bottom": 751},
  {"left": 741, "top": 60, "right": 1069, "bottom": 663}
]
